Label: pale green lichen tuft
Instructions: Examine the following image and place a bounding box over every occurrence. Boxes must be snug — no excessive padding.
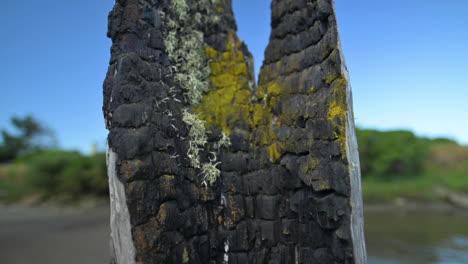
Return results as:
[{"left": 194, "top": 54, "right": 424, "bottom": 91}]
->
[
  {"left": 182, "top": 110, "right": 223, "bottom": 185},
  {"left": 162, "top": 0, "right": 228, "bottom": 186},
  {"left": 171, "top": 0, "right": 189, "bottom": 21},
  {"left": 172, "top": 29, "right": 210, "bottom": 104},
  {"left": 201, "top": 160, "right": 221, "bottom": 186},
  {"left": 207, "top": 15, "right": 221, "bottom": 25},
  {"left": 163, "top": 0, "right": 210, "bottom": 105},
  {"left": 215, "top": 132, "right": 231, "bottom": 149},
  {"left": 182, "top": 109, "right": 208, "bottom": 168}
]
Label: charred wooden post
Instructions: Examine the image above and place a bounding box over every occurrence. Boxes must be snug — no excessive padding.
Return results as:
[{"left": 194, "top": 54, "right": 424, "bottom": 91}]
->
[{"left": 103, "top": 0, "right": 366, "bottom": 263}]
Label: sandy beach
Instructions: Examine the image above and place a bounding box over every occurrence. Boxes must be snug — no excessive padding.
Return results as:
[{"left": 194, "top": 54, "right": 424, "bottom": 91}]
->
[
  {"left": 0, "top": 204, "right": 110, "bottom": 264},
  {"left": 1, "top": 203, "right": 467, "bottom": 264}
]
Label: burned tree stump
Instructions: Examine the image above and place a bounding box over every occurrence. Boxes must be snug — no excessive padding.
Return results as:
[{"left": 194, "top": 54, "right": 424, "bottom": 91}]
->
[{"left": 103, "top": 0, "right": 367, "bottom": 263}]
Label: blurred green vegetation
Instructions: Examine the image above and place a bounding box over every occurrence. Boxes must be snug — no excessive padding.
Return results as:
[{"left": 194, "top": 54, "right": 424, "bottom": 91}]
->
[
  {"left": 0, "top": 115, "right": 56, "bottom": 162},
  {"left": 0, "top": 151, "right": 108, "bottom": 202},
  {"left": 358, "top": 128, "right": 468, "bottom": 202},
  {"left": 0, "top": 116, "right": 107, "bottom": 203},
  {"left": 0, "top": 115, "right": 467, "bottom": 204}
]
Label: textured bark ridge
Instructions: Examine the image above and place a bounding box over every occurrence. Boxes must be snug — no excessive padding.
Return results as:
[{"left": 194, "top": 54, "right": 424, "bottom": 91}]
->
[{"left": 103, "top": 0, "right": 367, "bottom": 263}]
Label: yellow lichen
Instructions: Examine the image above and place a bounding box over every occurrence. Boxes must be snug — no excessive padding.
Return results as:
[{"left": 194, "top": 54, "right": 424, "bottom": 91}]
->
[
  {"left": 195, "top": 31, "right": 289, "bottom": 165},
  {"left": 302, "top": 157, "right": 319, "bottom": 174},
  {"left": 156, "top": 203, "right": 167, "bottom": 224},
  {"left": 267, "top": 143, "right": 284, "bottom": 162},
  {"left": 266, "top": 82, "right": 282, "bottom": 96},
  {"left": 319, "top": 183, "right": 331, "bottom": 190},
  {"left": 328, "top": 101, "right": 346, "bottom": 122},
  {"left": 309, "top": 85, "right": 316, "bottom": 94},
  {"left": 251, "top": 104, "right": 270, "bottom": 126},
  {"left": 327, "top": 74, "right": 348, "bottom": 158},
  {"left": 252, "top": 82, "right": 287, "bottom": 162},
  {"left": 226, "top": 195, "right": 244, "bottom": 224},
  {"left": 160, "top": 174, "right": 176, "bottom": 195},
  {"left": 325, "top": 72, "right": 339, "bottom": 85},
  {"left": 200, "top": 187, "right": 214, "bottom": 201},
  {"left": 160, "top": 174, "right": 175, "bottom": 183},
  {"left": 182, "top": 247, "right": 189, "bottom": 263},
  {"left": 195, "top": 32, "right": 252, "bottom": 135}
]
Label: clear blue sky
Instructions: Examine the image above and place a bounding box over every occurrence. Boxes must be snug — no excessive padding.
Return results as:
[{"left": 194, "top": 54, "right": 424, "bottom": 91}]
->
[{"left": 1, "top": 0, "right": 467, "bottom": 153}]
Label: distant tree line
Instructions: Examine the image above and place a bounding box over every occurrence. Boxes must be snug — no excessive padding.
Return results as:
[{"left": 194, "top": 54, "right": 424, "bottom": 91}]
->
[
  {"left": 1, "top": 116, "right": 466, "bottom": 202},
  {"left": 357, "top": 128, "right": 462, "bottom": 180},
  {"left": 0, "top": 115, "right": 56, "bottom": 162},
  {"left": 0, "top": 116, "right": 106, "bottom": 201}
]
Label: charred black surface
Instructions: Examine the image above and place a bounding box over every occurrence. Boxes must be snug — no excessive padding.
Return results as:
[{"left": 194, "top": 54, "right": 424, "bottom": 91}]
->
[{"left": 104, "top": 0, "right": 366, "bottom": 263}]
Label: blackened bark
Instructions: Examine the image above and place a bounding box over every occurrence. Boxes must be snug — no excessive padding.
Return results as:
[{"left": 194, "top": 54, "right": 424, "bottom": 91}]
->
[{"left": 103, "top": 0, "right": 366, "bottom": 263}]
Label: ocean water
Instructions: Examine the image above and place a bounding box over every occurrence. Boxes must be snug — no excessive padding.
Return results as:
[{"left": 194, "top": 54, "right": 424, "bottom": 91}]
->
[{"left": 365, "top": 208, "right": 468, "bottom": 264}]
